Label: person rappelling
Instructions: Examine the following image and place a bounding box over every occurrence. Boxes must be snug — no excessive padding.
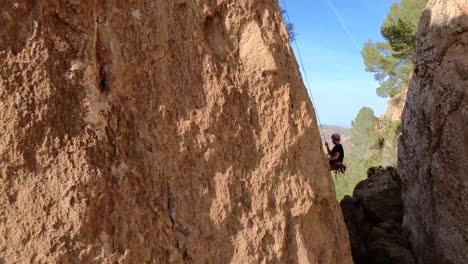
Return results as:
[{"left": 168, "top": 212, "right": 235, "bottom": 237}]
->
[{"left": 325, "top": 133, "right": 346, "bottom": 173}]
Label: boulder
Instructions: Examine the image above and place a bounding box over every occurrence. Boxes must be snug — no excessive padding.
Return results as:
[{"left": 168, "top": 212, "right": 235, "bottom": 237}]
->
[{"left": 341, "top": 167, "right": 414, "bottom": 264}]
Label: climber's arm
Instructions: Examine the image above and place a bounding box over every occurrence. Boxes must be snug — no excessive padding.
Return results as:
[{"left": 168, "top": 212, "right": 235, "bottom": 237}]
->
[
  {"left": 329, "top": 152, "right": 340, "bottom": 161},
  {"left": 325, "top": 142, "right": 332, "bottom": 155}
]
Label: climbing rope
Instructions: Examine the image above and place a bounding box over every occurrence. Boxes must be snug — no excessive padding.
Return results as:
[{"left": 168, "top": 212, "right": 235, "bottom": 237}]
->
[{"left": 280, "top": 0, "right": 327, "bottom": 143}]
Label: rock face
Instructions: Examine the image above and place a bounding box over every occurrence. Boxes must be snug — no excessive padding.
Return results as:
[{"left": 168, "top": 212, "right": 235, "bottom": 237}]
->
[
  {"left": 340, "top": 167, "right": 414, "bottom": 264},
  {"left": 384, "top": 91, "right": 406, "bottom": 122},
  {"left": 0, "top": 1, "right": 352, "bottom": 263},
  {"left": 399, "top": 1, "right": 468, "bottom": 263}
]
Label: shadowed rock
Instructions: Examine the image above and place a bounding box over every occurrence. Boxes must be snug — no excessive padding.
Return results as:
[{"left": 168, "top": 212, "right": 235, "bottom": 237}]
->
[
  {"left": 399, "top": 1, "right": 468, "bottom": 263},
  {"left": 341, "top": 167, "right": 414, "bottom": 264}
]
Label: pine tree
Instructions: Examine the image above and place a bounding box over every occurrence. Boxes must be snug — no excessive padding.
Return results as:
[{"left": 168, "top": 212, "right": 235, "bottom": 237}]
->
[{"left": 362, "top": 0, "right": 428, "bottom": 98}]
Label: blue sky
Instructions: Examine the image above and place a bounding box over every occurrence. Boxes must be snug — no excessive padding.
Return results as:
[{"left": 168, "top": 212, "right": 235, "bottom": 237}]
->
[{"left": 281, "top": 0, "right": 397, "bottom": 127}]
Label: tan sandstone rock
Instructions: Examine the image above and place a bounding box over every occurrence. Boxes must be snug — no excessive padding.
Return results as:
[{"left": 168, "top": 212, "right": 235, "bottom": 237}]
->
[
  {"left": 0, "top": 1, "right": 352, "bottom": 263},
  {"left": 399, "top": 1, "right": 468, "bottom": 263}
]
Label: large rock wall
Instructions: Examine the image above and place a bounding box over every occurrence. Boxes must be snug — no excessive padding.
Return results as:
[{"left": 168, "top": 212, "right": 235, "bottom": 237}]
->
[
  {"left": 399, "top": 1, "right": 468, "bottom": 263},
  {"left": 0, "top": 1, "right": 352, "bottom": 263}
]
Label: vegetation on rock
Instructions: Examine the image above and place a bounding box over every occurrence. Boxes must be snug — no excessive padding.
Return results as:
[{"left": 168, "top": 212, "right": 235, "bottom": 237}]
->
[{"left": 280, "top": 8, "right": 297, "bottom": 43}]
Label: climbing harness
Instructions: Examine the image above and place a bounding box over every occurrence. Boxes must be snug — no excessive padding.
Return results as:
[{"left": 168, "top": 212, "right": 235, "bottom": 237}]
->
[
  {"left": 333, "top": 166, "right": 347, "bottom": 179},
  {"left": 280, "top": 0, "right": 327, "bottom": 143},
  {"left": 334, "top": 163, "right": 347, "bottom": 174},
  {"left": 328, "top": 159, "right": 347, "bottom": 179}
]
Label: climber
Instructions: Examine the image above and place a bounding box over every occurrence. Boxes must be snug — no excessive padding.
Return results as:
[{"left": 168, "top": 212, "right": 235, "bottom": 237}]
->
[{"left": 325, "top": 133, "right": 346, "bottom": 173}]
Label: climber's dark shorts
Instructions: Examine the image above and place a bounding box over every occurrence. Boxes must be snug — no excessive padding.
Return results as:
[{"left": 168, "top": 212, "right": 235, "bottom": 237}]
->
[{"left": 329, "top": 161, "right": 346, "bottom": 173}]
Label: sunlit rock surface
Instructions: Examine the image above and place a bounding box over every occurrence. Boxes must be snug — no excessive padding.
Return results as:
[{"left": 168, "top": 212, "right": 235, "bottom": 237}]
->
[{"left": 0, "top": 1, "right": 352, "bottom": 263}]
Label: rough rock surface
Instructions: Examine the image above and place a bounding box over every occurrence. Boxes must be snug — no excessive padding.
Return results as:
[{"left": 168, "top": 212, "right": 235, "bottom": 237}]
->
[
  {"left": 399, "top": 1, "right": 468, "bottom": 263},
  {"left": 384, "top": 91, "right": 407, "bottom": 122},
  {"left": 0, "top": 1, "right": 352, "bottom": 263},
  {"left": 340, "top": 167, "right": 414, "bottom": 264}
]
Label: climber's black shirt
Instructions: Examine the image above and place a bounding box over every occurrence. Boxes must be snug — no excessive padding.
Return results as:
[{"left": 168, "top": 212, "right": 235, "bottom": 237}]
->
[{"left": 331, "top": 144, "right": 344, "bottom": 162}]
